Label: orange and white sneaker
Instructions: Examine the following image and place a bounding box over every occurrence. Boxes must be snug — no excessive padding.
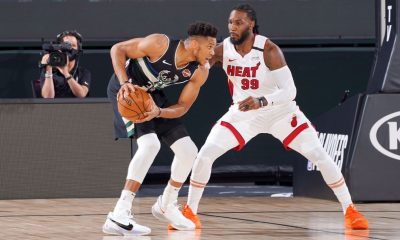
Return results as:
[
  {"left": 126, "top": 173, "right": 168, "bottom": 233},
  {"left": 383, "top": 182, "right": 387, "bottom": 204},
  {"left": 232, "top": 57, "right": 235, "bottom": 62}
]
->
[
  {"left": 168, "top": 204, "right": 201, "bottom": 230},
  {"left": 152, "top": 196, "right": 195, "bottom": 231},
  {"left": 345, "top": 204, "right": 369, "bottom": 230}
]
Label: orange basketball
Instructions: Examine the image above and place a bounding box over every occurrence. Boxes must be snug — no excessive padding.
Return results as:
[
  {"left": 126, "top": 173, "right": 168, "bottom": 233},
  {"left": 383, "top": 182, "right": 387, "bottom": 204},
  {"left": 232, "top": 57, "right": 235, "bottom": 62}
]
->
[{"left": 117, "top": 88, "right": 152, "bottom": 121}]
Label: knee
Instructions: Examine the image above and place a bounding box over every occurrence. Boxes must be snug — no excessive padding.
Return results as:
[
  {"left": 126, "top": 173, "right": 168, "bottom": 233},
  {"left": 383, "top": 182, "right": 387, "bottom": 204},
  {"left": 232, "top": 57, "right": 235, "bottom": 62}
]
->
[
  {"left": 171, "top": 136, "right": 198, "bottom": 161},
  {"left": 143, "top": 140, "right": 161, "bottom": 154},
  {"left": 198, "top": 141, "right": 229, "bottom": 165},
  {"left": 137, "top": 134, "right": 161, "bottom": 154},
  {"left": 191, "top": 151, "right": 214, "bottom": 183},
  {"left": 182, "top": 140, "right": 198, "bottom": 161},
  {"left": 195, "top": 147, "right": 215, "bottom": 168},
  {"left": 303, "top": 145, "right": 332, "bottom": 166}
]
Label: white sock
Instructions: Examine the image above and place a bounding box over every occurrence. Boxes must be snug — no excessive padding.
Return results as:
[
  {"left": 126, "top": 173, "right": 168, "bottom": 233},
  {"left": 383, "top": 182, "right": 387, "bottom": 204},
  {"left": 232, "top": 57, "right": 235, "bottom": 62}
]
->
[
  {"left": 185, "top": 126, "right": 237, "bottom": 215},
  {"left": 161, "top": 182, "right": 180, "bottom": 210},
  {"left": 299, "top": 145, "right": 353, "bottom": 214},
  {"left": 331, "top": 183, "right": 353, "bottom": 214},
  {"left": 113, "top": 190, "right": 136, "bottom": 214},
  {"left": 187, "top": 184, "right": 205, "bottom": 214}
]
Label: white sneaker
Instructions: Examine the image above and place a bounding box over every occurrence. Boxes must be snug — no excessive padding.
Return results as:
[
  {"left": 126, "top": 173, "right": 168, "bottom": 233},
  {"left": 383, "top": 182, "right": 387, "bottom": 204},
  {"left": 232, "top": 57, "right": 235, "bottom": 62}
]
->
[
  {"left": 151, "top": 195, "right": 195, "bottom": 231},
  {"left": 102, "top": 210, "right": 151, "bottom": 236}
]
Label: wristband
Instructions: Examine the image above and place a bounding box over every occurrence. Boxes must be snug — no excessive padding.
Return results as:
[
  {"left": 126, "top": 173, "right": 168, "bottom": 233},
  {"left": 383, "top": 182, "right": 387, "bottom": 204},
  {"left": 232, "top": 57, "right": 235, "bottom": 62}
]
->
[
  {"left": 120, "top": 79, "right": 132, "bottom": 86},
  {"left": 65, "top": 75, "right": 73, "bottom": 81},
  {"left": 258, "top": 97, "right": 267, "bottom": 107},
  {"left": 45, "top": 72, "right": 53, "bottom": 78}
]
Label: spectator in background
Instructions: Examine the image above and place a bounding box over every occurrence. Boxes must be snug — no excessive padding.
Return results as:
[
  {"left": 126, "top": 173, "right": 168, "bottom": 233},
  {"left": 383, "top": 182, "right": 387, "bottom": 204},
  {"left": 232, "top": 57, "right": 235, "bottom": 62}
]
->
[{"left": 39, "top": 30, "right": 91, "bottom": 98}]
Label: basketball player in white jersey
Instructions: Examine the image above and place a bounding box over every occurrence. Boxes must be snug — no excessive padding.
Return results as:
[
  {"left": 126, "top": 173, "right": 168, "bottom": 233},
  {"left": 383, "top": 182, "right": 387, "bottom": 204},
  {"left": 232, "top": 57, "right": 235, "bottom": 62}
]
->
[{"left": 176, "top": 4, "right": 369, "bottom": 230}]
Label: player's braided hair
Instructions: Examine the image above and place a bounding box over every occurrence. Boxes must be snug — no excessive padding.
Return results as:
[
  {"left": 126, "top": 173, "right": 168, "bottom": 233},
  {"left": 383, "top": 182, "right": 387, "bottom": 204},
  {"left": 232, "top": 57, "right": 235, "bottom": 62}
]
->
[
  {"left": 233, "top": 4, "right": 259, "bottom": 34},
  {"left": 187, "top": 22, "right": 218, "bottom": 38}
]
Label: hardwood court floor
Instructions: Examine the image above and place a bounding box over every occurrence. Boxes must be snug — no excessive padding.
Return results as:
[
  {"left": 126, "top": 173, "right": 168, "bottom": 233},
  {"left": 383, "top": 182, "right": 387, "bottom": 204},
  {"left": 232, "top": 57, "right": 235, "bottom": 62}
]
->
[{"left": 0, "top": 196, "right": 399, "bottom": 240}]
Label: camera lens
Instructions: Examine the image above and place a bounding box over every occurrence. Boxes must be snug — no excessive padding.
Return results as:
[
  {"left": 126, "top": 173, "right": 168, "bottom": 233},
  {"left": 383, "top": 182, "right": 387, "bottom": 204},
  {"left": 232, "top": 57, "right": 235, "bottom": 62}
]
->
[
  {"left": 51, "top": 53, "right": 61, "bottom": 63},
  {"left": 49, "top": 52, "right": 67, "bottom": 67}
]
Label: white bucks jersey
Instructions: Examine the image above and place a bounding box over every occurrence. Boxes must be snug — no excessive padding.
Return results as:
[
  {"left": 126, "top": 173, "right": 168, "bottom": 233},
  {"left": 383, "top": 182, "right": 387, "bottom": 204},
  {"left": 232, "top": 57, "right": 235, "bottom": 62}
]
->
[{"left": 223, "top": 35, "right": 276, "bottom": 103}]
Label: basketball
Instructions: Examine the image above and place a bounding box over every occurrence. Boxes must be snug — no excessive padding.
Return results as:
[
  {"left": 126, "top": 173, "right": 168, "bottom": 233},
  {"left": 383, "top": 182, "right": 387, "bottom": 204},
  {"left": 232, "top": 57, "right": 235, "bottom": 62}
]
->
[{"left": 117, "top": 88, "right": 152, "bottom": 121}]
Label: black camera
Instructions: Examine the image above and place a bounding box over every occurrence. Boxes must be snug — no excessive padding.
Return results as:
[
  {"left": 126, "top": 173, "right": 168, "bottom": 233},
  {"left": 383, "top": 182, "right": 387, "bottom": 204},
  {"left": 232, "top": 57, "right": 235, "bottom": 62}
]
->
[{"left": 42, "top": 42, "right": 73, "bottom": 67}]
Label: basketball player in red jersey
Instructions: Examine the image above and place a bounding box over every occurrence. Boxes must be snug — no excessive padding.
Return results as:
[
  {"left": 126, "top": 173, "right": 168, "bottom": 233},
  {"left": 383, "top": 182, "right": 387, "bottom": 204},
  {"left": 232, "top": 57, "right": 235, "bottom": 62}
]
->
[{"left": 177, "top": 4, "right": 368, "bottom": 231}]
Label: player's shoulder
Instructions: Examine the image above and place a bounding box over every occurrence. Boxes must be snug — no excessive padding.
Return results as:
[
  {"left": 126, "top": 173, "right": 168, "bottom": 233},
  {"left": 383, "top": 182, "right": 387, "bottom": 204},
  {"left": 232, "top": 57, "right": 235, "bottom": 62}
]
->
[
  {"left": 139, "top": 33, "right": 169, "bottom": 58},
  {"left": 209, "top": 41, "right": 223, "bottom": 67},
  {"left": 143, "top": 33, "right": 169, "bottom": 48},
  {"left": 214, "top": 42, "right": 223, "bottom": 57},
  {"left": 263, "top": 39, "right": 286, "bottom": 70},
  {"left": 215, "top": 41, "right": 223, "bottom": 51},
  {"left": 264, "top": 38, "right": 281, "bottom": 53}
]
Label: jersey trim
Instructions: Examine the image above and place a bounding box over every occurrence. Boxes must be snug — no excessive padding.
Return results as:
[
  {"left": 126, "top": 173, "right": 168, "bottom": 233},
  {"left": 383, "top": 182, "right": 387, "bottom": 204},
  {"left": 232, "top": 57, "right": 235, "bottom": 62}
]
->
[
  {"left": 228, "top": 78, "right": 234, "bottom": 97},
  {"left": 220, "top": 121, "right": 245, "bottom": 151},
  {"left": 136, "top": 57, "right": 159, "bottom": 83},
  {"left": 147, "top": 34, "right": 170, "bottom": 63},
  {"left": 252, "top": 46, "right": 264, "bottom": 52},
  {"left": 283, "top": 123, "right": 309, "bottom": 150},
  {"left": 174, "top": 41, "right": 190, "bottom": 70}
]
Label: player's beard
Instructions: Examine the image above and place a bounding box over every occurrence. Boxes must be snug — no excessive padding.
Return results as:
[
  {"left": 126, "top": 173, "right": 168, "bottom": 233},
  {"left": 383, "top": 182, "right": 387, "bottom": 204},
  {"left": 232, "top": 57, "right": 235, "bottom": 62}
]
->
[{"left": 230, "top": 26, "right": 251, "bottom": 45}]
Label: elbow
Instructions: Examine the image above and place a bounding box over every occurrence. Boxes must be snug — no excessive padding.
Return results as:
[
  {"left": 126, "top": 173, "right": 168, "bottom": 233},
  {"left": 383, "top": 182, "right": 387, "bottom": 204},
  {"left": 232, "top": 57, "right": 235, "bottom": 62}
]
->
[
  {"left": 177, "top": 109, "right": 188, "bottom": 118},
  {"left": 177, "top": 105, "right": 190, "bottom": 118},
  {"left": 41, "top": 90, "right": 54, "bottom": 98},
  {"left": 110, "top": 43, "right": 122, "bottom": 58},
  {"left": 75, "top": 90, "right": 88, "bottom": 98},
  {"left": 79, "top": 92, "right": 88, "bottom": 98}
]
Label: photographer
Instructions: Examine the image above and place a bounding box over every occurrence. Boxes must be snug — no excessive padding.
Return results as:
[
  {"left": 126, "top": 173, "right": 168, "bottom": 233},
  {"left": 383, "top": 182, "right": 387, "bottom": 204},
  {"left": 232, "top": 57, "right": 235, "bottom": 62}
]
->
[{"left": 39, "top": 30, "right": 91, "bottom": 98}]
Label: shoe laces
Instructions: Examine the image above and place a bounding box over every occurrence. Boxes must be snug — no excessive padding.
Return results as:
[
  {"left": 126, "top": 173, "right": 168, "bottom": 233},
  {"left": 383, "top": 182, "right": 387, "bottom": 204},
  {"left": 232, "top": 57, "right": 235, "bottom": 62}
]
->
[
  {"left": 171, "top": 200, "right": 182, "bottom": 210},
  {"left": 125, "top": 210, "right": 137, "bottom": 222},
  {"left": 167, "top": 201, "right": 184, "bottom": 216}
]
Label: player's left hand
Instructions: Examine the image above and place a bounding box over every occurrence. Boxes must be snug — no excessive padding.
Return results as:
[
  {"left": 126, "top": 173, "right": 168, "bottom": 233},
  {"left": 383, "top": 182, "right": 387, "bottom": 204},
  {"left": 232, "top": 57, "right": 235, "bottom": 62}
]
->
[
  {"left": 238, "top": 96, "right": 261, "bottom": 111},
  {"left": 132, "top": 95, "right": 159, "bottom": 123}
]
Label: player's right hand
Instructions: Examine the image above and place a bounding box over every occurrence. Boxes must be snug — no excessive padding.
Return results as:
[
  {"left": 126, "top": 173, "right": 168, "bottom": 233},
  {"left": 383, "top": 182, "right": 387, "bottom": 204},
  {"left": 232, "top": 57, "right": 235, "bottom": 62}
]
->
[
  {"left": 238, "top": 96, "right": 261, "bottom": 111},
  {"left": 119, "top": 82, "right": 136, "bottom": 99}
]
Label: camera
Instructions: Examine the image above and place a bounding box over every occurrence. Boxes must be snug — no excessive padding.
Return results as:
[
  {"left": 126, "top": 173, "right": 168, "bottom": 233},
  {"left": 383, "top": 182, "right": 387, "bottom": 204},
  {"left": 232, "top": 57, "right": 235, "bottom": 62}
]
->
[{"left": 42, "top": 42, "right": 73, "bottom": 67}]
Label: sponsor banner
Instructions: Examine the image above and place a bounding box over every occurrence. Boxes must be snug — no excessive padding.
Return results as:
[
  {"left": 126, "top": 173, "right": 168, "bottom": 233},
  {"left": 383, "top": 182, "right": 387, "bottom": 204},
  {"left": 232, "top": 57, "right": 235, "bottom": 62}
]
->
[
  {"left": 295, "top": 94, "right": 400, "bottom": 201},
  {"left": 349, "top": 94, "right": 400, "bottom": 201},
  {"left": 294, "top": 95, "right": 363, "bottom": 199}
]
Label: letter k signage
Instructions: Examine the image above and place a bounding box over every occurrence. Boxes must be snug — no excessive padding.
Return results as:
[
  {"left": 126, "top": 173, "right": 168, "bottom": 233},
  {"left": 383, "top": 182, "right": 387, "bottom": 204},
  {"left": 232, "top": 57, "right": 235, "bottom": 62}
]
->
[
  {"left": 388, "top": 122, "right": 400, "bottom": 150},
  {"left": 370, "top": 111, "right": 400, "bottom": 161}
]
